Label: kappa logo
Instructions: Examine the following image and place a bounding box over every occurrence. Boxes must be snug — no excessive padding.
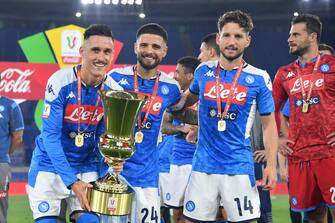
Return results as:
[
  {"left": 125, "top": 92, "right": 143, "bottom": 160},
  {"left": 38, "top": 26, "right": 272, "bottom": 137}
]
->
[
  {"left": 289, "top": 73, "right": 324, "bottom": 95},
  {"left": 66, "top": 91, "right": 75, "bottom": 99},
  {"left": 204, "top": 70, "right": 215, "bottom": 77},
  {"left": 286, "top": 71, "right": 295, "bottom": 78},
  {"left": 118, "top": 78, "right": 129, "bottom": 86},
  {"left": 47, "top": 84, "right": 55, "bottom": 95}
]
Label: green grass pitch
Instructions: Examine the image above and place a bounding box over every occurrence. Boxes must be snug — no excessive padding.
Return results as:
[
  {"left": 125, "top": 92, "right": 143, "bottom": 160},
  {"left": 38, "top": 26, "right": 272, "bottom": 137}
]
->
[{"left": 8, "top": 195, "right": 291, "bottom": 223}]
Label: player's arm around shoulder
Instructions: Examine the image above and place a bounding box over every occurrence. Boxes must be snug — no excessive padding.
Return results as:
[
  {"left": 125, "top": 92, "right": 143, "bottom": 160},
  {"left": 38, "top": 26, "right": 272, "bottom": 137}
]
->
[{"left": 260, "top": 113, "right": 278, "bottom": 190}]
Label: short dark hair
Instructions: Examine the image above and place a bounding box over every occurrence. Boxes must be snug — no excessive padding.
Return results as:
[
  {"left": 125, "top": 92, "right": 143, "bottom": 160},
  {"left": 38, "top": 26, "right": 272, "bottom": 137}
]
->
[
  {"left": 136, "top": 23, "right": 168, "bottom": 43},
  {"left": 217, "top": 10, "right": 254, "bottom": 33},
  {"left": 201, "top": 33, "right": 220, "bottom": 56},
  {"left": 84, "top": 24, "right": 113, "bottom": 40},
  {"left": 319, "top": 43, "right": 334, "bottom": 55},
  {"left": 177, "top": 56, "right": 201, "bottom": 74},
  {"left": 292, "top": 14, "right": 322, "bottom": 43}
]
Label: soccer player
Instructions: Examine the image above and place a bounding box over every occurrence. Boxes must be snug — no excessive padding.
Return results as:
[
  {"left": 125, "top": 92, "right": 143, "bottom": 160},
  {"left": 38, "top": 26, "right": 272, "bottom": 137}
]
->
[
  {"left": 0, "top": 94, "right": 24, "bottom": 223},
  {"left": 198, "top": 33, "right": 220, "bottom": 63},
  {"left": 173, "top": 10, "right": 278, "bottom": 222},
  {"left": 273, "top": 14, "right": 335, "bottom": 222},
  {"left": 27, "top": 24, "right": 123, "bottom": 223},
  {"left": 161, "top": 56, "right": 200, "bottom": 223},
  {"left": 319, "top": 43, "right": 334, "bottom": 56},
  {"left": 108, "top": 23, "right": 182, "bottom": 223}
]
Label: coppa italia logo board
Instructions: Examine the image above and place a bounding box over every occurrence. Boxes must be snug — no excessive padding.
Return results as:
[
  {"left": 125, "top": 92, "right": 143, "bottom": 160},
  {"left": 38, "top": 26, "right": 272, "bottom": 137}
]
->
[
  {"left": 0, "top": 24, "right": 176, "bottom": 129},
  {"left": 204, "top": 81, "right": 248, "bottom": 105}
]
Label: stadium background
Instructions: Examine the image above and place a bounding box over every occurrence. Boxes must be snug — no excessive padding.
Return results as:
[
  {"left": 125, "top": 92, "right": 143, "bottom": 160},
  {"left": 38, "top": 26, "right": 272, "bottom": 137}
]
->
[{"left": 0, "top": 0, "right": 334, "bottom": 222}]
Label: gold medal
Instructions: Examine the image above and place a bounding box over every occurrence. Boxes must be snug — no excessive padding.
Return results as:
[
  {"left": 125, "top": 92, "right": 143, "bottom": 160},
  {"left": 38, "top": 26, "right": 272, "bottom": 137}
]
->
[
  {"left": 135, "top": 131, "right": 144, "bottom": 143},
  {"left": 218, "top": 120, "right": 226, "bottom": 132},
  {"left": 302, "top": 101, "right": 309, "bottom": 113},
  {"left": 158, "top": 134, "right": 163, "bottom": 143},
  {"left": 75, "top": 133, "right": 84, "bottom": 147}
]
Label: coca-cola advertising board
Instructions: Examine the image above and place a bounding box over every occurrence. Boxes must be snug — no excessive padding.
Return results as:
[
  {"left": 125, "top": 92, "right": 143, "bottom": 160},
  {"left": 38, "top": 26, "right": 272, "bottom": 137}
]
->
[{"left": 0, "top": 24, "right": 176, "bottom": 130}]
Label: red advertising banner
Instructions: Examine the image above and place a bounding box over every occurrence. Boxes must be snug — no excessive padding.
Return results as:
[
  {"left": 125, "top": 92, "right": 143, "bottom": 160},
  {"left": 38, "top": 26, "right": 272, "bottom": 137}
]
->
[{"left": 0, "top": 62, "right": 176, "bottom": 100}]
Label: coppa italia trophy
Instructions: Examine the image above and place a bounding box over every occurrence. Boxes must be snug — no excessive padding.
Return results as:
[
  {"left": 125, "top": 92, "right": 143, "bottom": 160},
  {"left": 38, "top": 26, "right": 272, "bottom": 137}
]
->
[{"left": 87, "top": 90, "right": 146, "bottom": 216}]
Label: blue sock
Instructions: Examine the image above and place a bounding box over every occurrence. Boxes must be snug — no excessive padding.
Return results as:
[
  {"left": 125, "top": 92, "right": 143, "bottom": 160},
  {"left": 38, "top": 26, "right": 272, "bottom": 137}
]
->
[
  {"left": 35, "top": 217, "right": 57, "bottom": 223},
  {"left": 76, "top": 212, "right": 99, "bottom": 223},
  {"left": 161, "top": 218, "right": 166, "bottom": 223},
  {"left": 216, "top": 221, "right": 228, "bottom": 223}
]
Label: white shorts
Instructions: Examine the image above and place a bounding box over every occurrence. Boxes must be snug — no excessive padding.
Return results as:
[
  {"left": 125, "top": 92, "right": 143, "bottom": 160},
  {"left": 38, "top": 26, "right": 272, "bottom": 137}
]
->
[
  {"left": 183, "top": 171, "right": 260, "bottom": 222},
  {"left": 129, "top": 187, "right": 161, "bottom": 223},
  {"left": 159, "top": 172, "right": 170, "bottom": 207},
  {"left": 27, "top": 171, "right": 98, "bottom": 220},
  {"left": 165, "top": 164, "right": 192, "bottom": 208}
]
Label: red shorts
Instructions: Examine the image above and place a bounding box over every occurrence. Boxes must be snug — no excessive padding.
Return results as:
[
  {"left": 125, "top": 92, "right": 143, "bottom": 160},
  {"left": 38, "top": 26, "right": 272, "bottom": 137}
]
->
[{"left": 288, "top": 157, "right": 335, "bottom": 211}]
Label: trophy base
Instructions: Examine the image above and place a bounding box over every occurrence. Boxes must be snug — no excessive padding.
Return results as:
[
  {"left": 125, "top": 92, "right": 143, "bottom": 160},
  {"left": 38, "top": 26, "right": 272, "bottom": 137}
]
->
[{"left": 87, "top": 186, "right": 133, "bottom": 216}]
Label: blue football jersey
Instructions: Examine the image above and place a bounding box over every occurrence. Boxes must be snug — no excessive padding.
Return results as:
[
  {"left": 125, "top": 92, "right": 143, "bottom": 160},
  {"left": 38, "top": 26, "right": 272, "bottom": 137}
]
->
[
  {"left": 189, "top": 60, "right": 274, "bottom": 176},
  {"left": 170, "top": 118, "right": 196, "bottom": 166},
  {"left": 109, "top": 66, "right": 181, "bottom": 187},
  {"left": 0, "top": 97, "right": 24, "bottom": 163},
  {"left": 29, "top": 65, "right": 123, "bottom": 188},
  {"left": 158, "top": 135, "right": 173, "bottom": 173}
]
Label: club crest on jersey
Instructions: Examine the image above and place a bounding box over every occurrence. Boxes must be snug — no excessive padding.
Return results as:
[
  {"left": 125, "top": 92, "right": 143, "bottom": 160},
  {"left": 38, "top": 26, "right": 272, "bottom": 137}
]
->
[
  {"left": 185, "top": 201, "right": 196, "bottom": 212},
  {"left": 320, "top": 64, "right": 330, "bottom": 73},
  {"left": 291, "top": 197, "right": 298, "bottom": 206},
  {"left": 204, "top": 82, "right": 248, "bottom": 105},
  {"left": 161, "top": 85, "right": 169, "bottom": 95},
  {"left": 245, "top": 75, "right": 255, "bottom": 84},
  {"left": 38, "top": 201, "right": 50, "bottom": 213},
  {"left": 289, "top": 73, "right": 324, "bottom": 95},
  {"left": 64, "top": 104, "right": 103, "bottom": 124},
  {"left": 42, "top": 103, "right": 51, "bottom": 119}
]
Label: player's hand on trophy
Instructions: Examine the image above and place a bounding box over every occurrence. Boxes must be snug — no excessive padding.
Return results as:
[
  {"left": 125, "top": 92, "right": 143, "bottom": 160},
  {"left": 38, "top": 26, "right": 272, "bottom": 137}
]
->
[
  {"left": 186, "top": 125, "right": 198, "bottom": 144},
  {"left": 262, "top": 166, "right": 277, "bottom": 191},
  {"left": 327, "top": 132, "right": 335, "bottom": 146},
  {"left": 278, "top": 136, "right": 294, "bottom": 156},
  {"left": 71, "top": 180, "right": 93, "bottom": 211},
  {"left": 254, "top": 150, "right": 266, "bottom": 163}
]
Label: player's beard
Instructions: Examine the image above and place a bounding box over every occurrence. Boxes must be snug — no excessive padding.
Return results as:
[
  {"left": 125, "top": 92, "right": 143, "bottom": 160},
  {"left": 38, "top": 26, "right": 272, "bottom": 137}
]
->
[
  {"left": 137, "top": 53, "right": 161, "bottom": 70},
  {"left": 289, "top": 44, "right": 310, "bottom": 56},
  {"left": 221, "top": 50, "right": 243, "bottom": 62}
]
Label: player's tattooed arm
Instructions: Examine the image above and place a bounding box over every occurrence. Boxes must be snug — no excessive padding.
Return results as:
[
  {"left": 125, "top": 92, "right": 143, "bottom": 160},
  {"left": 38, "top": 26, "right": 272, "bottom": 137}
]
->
[
  {"left": 161, "top": 112, "right": 192, "bottom": 135},
  {"left": 172, "top": 107, "right": 198, "bottom": 125}
]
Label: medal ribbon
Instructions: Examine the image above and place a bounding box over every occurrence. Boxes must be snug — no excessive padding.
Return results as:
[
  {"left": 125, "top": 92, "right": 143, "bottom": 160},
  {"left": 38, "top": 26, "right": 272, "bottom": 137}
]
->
[
  {"left": 76, "top": 67, "right": 105, "bottom": 134},
  {"left": 295, "top": 55, "right": 321, "bottom": 105},
  {"left": 215, "top": 61, "right": 244, "bottom": 120},
  {"left": 133, "top": 66, "right": 161, "bottom": 130}
]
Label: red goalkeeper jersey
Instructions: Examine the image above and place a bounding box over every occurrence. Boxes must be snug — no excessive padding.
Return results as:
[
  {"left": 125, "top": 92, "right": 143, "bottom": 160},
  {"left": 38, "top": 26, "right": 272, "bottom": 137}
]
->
[{"left": 273, "top": 54, "right": 335, "bottom": 162}]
